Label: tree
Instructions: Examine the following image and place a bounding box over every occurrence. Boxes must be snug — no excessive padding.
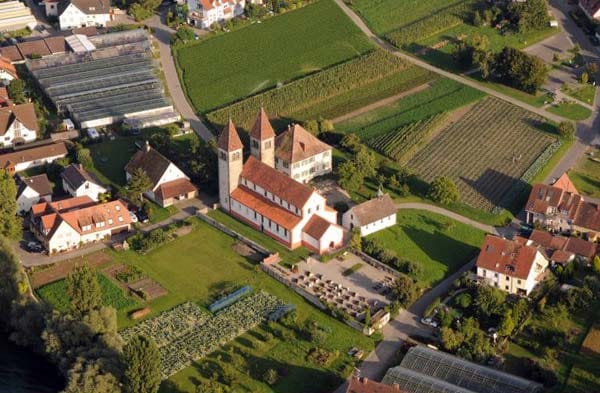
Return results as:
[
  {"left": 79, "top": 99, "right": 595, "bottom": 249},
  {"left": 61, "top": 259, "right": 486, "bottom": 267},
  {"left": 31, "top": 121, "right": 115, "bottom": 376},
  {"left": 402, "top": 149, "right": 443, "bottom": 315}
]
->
[
  {"left": 473, "top": 11, "right": 483, "bottom": 27},
  {"left": 338, "top": 161, "right": 363, "bottom": 192},
  {"left": 593, "top": 255, "right": 600, "bottom": 274},
  {"left": 474, "top": 285, "right": 505, "bottom": 319},
  {"left": 303, "top": 119, "right": 319, "bottom": 135},
  {"left": 124, "top": 168, "right": 152, "bottom": 207},
  {"left": 0, "top": 237, "right": 28, "bottom": 326},
  {"left": 340, "top": 133, "right": 361, "bottom": 154},
  {"left": 557, "top": 121, "right": 575, "bottom": 139},
  {"left": 507, "top": 0, "right": 550, "bottom": 32},
  {"left": 129, "top": 0, "right": 161, "bottom": 21},
  {"left": 7, "top": 79, "right": 26, "bottom": 104},
  {"left": 349, "top": 228, "right": 362, "bottom": 251},
  {"left": 354, "top": 146, "right": 377, "bottom": 178},
  {"left": 494, "top": 47, "right": 548, "bottom": 93},
  {"left": 319, "top": 119, "right": 334, "bottom": 133},
  {"left": 123, "top": 335, "right": 161, "bottom": 393},
  {"left": 262, "top": 368, "right": 278, "bottom": 385},
  {"left": 67, "top": 265, "right": 102, "bottom": 318},
  {"left": 427, "top": 176, "right": 459, "bottom": 205},
  {"left": 391, "top": 275, "right": 419, "bottom": 307},
  {"left": 581, "top": 71, "right": 589, "bottom": 85},
  {"left": 196, "top": 380, "right": 225, "bottom": 393},
  {"left": 63, "top": 360, "right": 122, "bottom": 393},
  {"left": 0, "top": 169, "right": 22, "bottom": 239},
  {"left": 76, "top": 148, "right": 93, "bottom": 169},
  {"left": 271, "top": 0, "right": 280, "bottom": 13},
  {"left": 498, "top": 311, "right": 515, "bottom": 336},
  {"left": 440, "top": 327, "right": 464, "bottom": 352}
]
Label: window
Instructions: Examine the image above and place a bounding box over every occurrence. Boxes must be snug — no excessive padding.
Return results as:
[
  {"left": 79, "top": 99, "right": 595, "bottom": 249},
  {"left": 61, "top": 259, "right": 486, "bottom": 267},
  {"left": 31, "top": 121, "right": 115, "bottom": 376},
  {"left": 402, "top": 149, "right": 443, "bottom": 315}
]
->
[
  {"left": 115, "top": 205, "right": 121, "bottom": 211},
  {"left": 118, "top": 216, "right": 124, "bottom": 222},
  {"left": 506, "top": 276, "right": 510, "bottom": 281},
  {"left": 108, "top": 218, "right": 113, "bottom": 225},
  {"left": 219, "top": 151, "right": 226, "bottom": 160},
  {"left": 264, "top": 140, "right": 272, "bottom": 149},
  {"left": 505, "top": 285, "right": 509, "bottom": 290},
  {"left": 232, "top": 152, "right": 241, "bottom": 161},
  {"left": 494, "top": 273, "right": 498, "bottom": 278},
  {"left": 517, "top": 279, "right": 522, "bottom": 284},
  {"left": 251, "top": 140, "right": 259, "bottom": 149}
]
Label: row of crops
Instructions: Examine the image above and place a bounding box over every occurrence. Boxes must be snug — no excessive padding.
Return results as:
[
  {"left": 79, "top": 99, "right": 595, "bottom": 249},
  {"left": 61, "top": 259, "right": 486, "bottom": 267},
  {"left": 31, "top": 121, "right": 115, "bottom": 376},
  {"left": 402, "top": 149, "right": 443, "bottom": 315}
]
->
[
  {"left": 407, "top": 97, "right": 556, "bottom": 212},
  {"left": 385, "top": 0, "right": 476, "bottom": 48},
  {"left": 207, "top": 49, "right": 411, "bottom": 130},
  {"left": 120, "top": 291, "right": 285, "bottom": 378},
  {"left": 367, "top": 113, "right": 448, "bottom": 163}
]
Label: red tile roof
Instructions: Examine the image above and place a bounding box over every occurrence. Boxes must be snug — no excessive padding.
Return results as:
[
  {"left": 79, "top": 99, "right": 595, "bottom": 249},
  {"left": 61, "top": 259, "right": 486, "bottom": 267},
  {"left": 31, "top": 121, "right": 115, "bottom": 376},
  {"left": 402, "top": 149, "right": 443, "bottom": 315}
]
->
[
  {"left": 550, "top": 250, "right": 574, "bottom": 264},
  {"left": 32, "top": 195, "right": 95, "bottom": 217},
  {"left": 231, "top": 185, "right": 301, "bottom": 230},
  {"left": 249, "top": 108, "right": 275, "bottom": 141},
  {"left": 155, "top": 178, "right": 197, "bottom": 200},
  {"left": 0, "top": 142, "right": 67, "bottom": 170},
  {"left": 275, "top": 124, "right": 331, "bottom": 163},
  {"left": 529, "top": 229, "right": 567, "bottom": 250},
  {"left": 303, "top": 214, "right": 334, "bottom": 240},
  {"left": 240, "top": 156, "right": 315, "bottom": 209},
  {"left": 0, "top": 103, "right": 39, "bottom": 135},
  {"left": 476, "top": 235, "right": 541, "bottom": 280},
  {"left": 553, "top": 173, "right": 578, "bottom": 194},
  {"left": 0, "top": 56, "right": 17, "bottom": 79},
  {"left": 347, "top": 377, "right": 405, "bottom": 393},
  {"left": 218, "top": 119, "right": 243, "bottom": 152},
  {"left": 564, "top": 237, "right": 598, "bottom": 260}
]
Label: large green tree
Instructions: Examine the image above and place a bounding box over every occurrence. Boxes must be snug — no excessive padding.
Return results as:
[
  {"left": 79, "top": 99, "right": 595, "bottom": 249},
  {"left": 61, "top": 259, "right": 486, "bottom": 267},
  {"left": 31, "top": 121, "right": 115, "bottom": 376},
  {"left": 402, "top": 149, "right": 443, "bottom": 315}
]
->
[
  {"left": 123, "top": 335, "right": 161, "bottom": 393},
  {"left": 508, "top": 0, "right": 550, "bottom": 32},
  {"left": 0, "top": 169, "right": 22, "bottom": 239},
  {"left": 495, "top": 47, "right": 548, "bottom": 93},
  {"left": 63, "top": 360, "right": 122, "bottom": 393},
  {"left": 123, "top": 168, "right": 152, "bottom": 207},
  {"left": 7, "top": 79, "right": 26, "bottom": 104},
  {"left": 427, "top": 176, "right": 459, "bottom": 205},
  {"left": 67, "top": 265, "right": 102, "bottom": 318},
  {"left": 392, "top": 275, "right": 419, "bottom": 308}
]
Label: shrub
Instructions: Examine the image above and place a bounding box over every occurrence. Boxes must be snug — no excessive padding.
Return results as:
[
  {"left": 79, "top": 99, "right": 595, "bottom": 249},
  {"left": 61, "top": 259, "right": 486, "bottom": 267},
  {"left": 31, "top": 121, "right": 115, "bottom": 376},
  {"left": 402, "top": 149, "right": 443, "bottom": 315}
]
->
[{"left": 262, "top": 368, "right": 278, "bottom": 386}]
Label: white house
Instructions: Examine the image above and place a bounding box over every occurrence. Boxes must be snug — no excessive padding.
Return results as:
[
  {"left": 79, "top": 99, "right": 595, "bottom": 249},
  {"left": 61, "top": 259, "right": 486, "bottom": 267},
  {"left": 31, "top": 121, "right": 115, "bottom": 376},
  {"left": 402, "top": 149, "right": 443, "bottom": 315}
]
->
[
  {"left": 187, "top": 0, "right": 246, "bottom": 29},
  {"left": 476, "top": 235, "right": 549, "bottom": 296},
  {"left": 124, "top": 142, "right": 197, "bottom": 207},
  {"left": 15, "top": 174, "right": 52, "bottom": 214},
  {"left": 46, "top": 0, "right": 111, "bottom": 31},
  {"left": 61, "top": 163, "right": 107, "bottom": 201},
  {"left": 342, "top": 194, "right": 397, "bottom": 237},
  {"left": 0, "top": 142, "right": 68, "bottom": 175},
  {"left": 275, "top": 123, "right": 333, "bottom": 183},
  {"left": 218, "top": 114, "right": 344, "bottom": 254},
  {"left": 0, "top": 103, "right": 38, "bottom": 148}
]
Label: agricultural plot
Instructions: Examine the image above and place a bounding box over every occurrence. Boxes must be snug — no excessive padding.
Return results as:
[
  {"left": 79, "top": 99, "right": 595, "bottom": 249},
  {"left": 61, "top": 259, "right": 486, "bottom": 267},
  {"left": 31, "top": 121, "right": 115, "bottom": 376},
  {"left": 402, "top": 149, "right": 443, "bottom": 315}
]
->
[
  {"left": 121, "top": 292, "right": 285, "bottom": 379},
  {"left": 407, "top": 97, "right": 558, "bottom": 212},
  {"left": 176, "top": 0, "right": 374, "bottom": 113},
  {"left": 368, "top": 113, "right": 447, "bottom": 163}
]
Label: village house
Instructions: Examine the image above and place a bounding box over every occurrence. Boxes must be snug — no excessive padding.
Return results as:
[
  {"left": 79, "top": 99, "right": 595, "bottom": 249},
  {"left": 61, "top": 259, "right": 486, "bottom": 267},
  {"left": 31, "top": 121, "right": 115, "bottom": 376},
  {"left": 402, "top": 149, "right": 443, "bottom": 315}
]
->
[
  {"left": 30, "top": 196, "right": 131, "bottom": 254},
  {"left": 342, "top": 193, "right": 397, "bottom": 236},
  {"left": 0, "top": 142, "right": 68, "bottom": 175},
  {"left": 346, "top": 376, "right": 405, "bottom": 393},
  {"left": 525, "top": 173, "right": 600, "bottom": 236},
  {"left": 218, "top": 112, "right": 344, "bottom": 254},
  {"left": 476, "top": 235, "right": 549, "bottom": 296},
  {"left": 523, "top": 229, "right": 598, "bottom": 265},
  {"left": 61, "top": 163, "right": 107, "bottom": 201},
  {"left": 15, "top": 174, "right": 52, "bottom": 214},
  {"left": 187, "top": 0, "right": 246, "bottom": 29},
  {"left": 44, "top": 0, "right": 111, "bottom": 31},
  {"left": 125, "top": 142, "right": 197, "bottom": 208},
  {"left": 0, "top": 56, "right": 17, "bottom": 85},
  {"left": 0, "top": 103, "right": 38, "bottom": 148}
]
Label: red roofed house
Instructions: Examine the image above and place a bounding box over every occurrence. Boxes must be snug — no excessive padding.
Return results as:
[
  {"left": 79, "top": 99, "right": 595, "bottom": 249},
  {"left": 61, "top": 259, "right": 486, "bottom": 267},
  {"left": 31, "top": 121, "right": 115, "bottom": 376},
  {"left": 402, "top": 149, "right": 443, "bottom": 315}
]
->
[
  {"left": 527, "top": 229, "right": 598, "bottom": 264},
  {"left": 218, "top": 110, "right": 344, "bottom": 254},
  {"left": 0, "top": 56, "right": 17, "bottom": 85},
  {"left": 187, "top": 0, "right": 248, "bottom": 29},
  {"left": 125, "top": 141, "right": 197, "bottom": 208},
  {"left": 525, "top": 173, "right": 600, "bottom": 235},
  {"left": 476, "top": 235, "right": 549, "bottom": 296},
  {"left": 346, "top": 377, "right": 405, "bottom": 393},
  {"left": 30, "top": 196, "right": 132, "bottom": 254}
]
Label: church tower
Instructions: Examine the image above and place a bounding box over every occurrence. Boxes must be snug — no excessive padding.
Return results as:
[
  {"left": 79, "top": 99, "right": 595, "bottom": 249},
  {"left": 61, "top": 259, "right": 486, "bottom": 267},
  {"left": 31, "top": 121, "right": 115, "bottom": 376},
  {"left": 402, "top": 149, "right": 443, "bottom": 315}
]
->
[
  {"left": 249, "top": 107, "right": 275, "bottom": 168},
  {"left": 217, "top": 119, "right": 243, "bottom": 211}
]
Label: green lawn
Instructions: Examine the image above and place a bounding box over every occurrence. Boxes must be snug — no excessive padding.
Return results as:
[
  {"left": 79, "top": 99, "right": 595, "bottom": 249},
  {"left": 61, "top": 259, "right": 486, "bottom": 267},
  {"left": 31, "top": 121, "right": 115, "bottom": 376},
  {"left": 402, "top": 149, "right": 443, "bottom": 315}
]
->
[
  {"left": 176, "top": 0, "right": 374, "bottom": 113},
  {"left": 562, "top": 83, "right": 596, "bottom": 105},
  {"left": 468, "top": 73, "right": 552, "bottom": 108},
  {"left": 335, "top": 78, "right": 485, "bottom": 139},
  {"left": 88, "top": 137, "right": 139, "bottom": 188},
  {"left": 570, "top": 149, "right": 600, "bottom": 198},
  {"left": 367, "top": 210, "right": 486, "bottom": 287},
  {"left": 547, "top": 102, "right": 593, "bottom": 121},
  {"left": 99, "top": 218, "right": 373, "bottom": 393}
]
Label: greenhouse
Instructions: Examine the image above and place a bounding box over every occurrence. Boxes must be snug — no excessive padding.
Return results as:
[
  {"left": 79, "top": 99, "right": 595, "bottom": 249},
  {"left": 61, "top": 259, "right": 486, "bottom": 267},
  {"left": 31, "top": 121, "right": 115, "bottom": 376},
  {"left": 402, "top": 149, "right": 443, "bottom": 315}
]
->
[{"left": 382, "top": 346, "right": 542, "bottom": 393}]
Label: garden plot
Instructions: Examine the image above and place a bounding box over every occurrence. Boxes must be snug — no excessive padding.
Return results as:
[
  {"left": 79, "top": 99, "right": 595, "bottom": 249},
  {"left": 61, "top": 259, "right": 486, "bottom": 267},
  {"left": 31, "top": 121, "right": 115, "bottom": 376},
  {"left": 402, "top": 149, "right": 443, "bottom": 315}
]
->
[
  {"left": 104, "top": 264, "right": 167, "bottom": 300},
  {"left": 407, "top": 97, "right": 558, "bottom": 212},
  {"left": 120, "top": 291, "right": 285, "bottom": 379}
]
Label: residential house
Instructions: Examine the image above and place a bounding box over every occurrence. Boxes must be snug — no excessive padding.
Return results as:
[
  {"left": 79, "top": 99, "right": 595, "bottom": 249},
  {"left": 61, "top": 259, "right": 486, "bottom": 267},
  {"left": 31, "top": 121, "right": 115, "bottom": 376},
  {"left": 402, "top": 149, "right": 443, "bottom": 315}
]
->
[
  {"left": 525, "top": 229, "right": 598, "bottom": 264},
  {"left": 0, "top": 56, "right": 17, "bottom": 85},
  {"left": 218, "top": 116, "right": 344, "bottom": 254},
  {"left": 61, "top": 163, "right": 107, "bottom": 201},
  {"left": 275, "top": 122, "right": 333, "bottom": 183},
  {"left": 187, "top": 0, "right": 246, "bottom": 29},
  {"left": 45, "top": 0, "right": 111, "bottom": 31},
  {"left": 525, "top": 173, "right": 600, "bottom": 235},
  {"left": 0, "top": 142, "right": 68, "bottom": 175},
  {"left": 580, "top": 0, "right": 600, "bottom": 20},
  {"left": 346, "top": 377, "right": 405, "bottom": 393},
  {"left": 342, "top": 194, "right": 397, "bottom": 236},
  {"left": 30, "top": 196, "right": 131, "bottom": 254},
  {"left": 0, "top": 103, "right": 38, "bottom": 147},
  {"left": 124, "top": 142, "right": 197, "bottom": 207},
  {"left": 476, "top": 235, "right": 549, "bottom": 296},
  {"left": 15, "top": 174, "right": 52, "bottom": 214}
]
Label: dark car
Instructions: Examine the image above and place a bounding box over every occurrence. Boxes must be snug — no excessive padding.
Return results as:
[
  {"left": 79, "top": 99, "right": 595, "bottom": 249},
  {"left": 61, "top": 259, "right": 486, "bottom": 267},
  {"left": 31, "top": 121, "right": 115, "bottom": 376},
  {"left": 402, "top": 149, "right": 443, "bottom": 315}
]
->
[
  {"left": 590, "top": 36, "right": 600, "bottom": 46},
  {"left": 135, "top": 210, "right": 150, "bottom": 224}
]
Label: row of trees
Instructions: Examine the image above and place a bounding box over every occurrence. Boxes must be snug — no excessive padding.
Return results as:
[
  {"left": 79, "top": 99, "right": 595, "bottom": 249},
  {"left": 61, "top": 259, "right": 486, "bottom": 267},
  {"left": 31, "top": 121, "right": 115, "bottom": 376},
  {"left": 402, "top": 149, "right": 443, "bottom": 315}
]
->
[{"left": 473, "top": 0, "right": 550, "bottom": 33}]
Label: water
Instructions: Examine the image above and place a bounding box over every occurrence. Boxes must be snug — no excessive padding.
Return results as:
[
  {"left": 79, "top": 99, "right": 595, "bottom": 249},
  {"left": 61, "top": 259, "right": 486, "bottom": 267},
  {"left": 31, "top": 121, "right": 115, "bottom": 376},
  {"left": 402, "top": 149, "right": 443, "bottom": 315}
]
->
[{"left": 0, "top": 335, "right": 64, "bottom": 393}]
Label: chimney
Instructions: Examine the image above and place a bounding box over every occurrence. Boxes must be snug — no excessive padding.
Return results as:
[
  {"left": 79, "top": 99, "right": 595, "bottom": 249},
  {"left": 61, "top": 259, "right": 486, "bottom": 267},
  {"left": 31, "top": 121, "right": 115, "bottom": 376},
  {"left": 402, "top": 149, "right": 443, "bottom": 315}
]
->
[{"left": 359, "top": 377, "right": 368, "bottom": 384}]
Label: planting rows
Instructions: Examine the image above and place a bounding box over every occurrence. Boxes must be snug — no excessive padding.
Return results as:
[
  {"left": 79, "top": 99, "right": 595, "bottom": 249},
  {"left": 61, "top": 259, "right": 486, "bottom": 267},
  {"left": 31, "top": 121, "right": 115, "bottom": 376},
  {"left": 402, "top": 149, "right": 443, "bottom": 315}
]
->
[
  {"left": 407, "top": 97, "right": 556, "bottom": 212},
  {"left": 120, "top": 291, "right": 285, "bottom": 379},
  {"left": 207, "top": 50, "right": 412, "bottom": 130},
  {"left": 368, "top": 113, "right": 447, "bottom": 163}
]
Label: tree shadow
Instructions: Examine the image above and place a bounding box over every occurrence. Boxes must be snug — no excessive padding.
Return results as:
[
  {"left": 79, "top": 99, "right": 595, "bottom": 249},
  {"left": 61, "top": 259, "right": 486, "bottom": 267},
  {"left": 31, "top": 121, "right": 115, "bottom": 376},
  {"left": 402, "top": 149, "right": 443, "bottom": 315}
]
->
[{"left": 460, "top": 168, "right": 530, "bottom": 213}]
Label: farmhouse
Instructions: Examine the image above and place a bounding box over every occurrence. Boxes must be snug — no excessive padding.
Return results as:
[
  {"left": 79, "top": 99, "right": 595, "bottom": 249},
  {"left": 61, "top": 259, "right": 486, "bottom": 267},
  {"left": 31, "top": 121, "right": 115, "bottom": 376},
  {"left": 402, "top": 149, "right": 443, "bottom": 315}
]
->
[
  {"left": 61, "top": 163, "right": 107, "bottom": 201},
  {"left": 342, "top": 194, "right": 397, "bottom": 237},
  {"left": 15, "top": 174, "right": 52, "bottom": 214},
  {"left": 187, "top": 0, "right": 246, "bottom": 29},
  {"left": 525, "top": 173, "right": 600, "bottom": 235},
  {"left": 525, "top": 229, "right": 598, "bottom": 264},
  {"left": 0, "top": 1, "right": 37, "bottom": 32},
  {"left": 0, "top": 142, "right": 68, "bottom": 174},
  {"left": 30, "top": 196, "right": 131, "bottom": 254},
  {"left": 44, "top": 0, "right": 112, "bottom": 31},
  {"left": 218, "top": 115, "right": 344, "bottom": 254},
  {"left": 476, "top": 235, "right": 549, "bottom": 296},
  {"left": 0, "top": 103, "right": 38, "bottom": 147},
  {"left": 580, "top": 0, "right": 600, "bottom": 20},
  {"left": 125, "top": 142, "right": 197, "bottom": 208}
]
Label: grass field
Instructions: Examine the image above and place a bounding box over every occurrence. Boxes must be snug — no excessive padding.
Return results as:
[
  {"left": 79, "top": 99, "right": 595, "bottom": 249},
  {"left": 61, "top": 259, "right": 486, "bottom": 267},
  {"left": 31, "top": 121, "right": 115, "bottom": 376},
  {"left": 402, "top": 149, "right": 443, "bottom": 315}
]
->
[
  {"left": 565, "top": 325, "right": 600, "bottom": 393},
  {"left": 335, "top": 78, "right": 485, "bottom": 139},
  {"left": 62, "top": 218, "right": 371, "bottom": 393},
  {"left": 36, "top": 273, "right": 138, "bottom": 312},
  {"left": 407, "top": 97, "right": 557, "bottom": 212},
  {"left": 176, "top": 0, "right": 374, "bottom": 113},
  {"left": 547, "top": 102, "right": 593, "bottom": 121},
  {"left": 367, "top": 210, "right": 485, "bottom": 287},
  {"left": 570, "top": 148, "right": 600, "bottom": 198},
  {"left": 562, "top": 83, "right": 596, "bottom": 105}
]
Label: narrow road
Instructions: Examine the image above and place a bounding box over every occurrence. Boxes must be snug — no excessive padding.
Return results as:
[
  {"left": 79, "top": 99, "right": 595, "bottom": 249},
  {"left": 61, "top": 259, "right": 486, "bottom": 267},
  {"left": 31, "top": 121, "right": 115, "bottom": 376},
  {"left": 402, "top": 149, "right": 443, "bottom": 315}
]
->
[
  {"left": 396, "top": 203, "right": 499, "bottom": 235},
  {"left": 148, "top": 12, "right": 215, "bottom": 142}
]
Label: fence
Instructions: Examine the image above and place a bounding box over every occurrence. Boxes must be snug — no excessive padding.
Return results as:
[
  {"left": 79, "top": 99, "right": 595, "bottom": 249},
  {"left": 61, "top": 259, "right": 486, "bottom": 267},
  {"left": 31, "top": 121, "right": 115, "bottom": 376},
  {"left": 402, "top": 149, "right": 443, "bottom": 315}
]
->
[{"left": 355, "top": 250, "right": 400, "bottom": 277}]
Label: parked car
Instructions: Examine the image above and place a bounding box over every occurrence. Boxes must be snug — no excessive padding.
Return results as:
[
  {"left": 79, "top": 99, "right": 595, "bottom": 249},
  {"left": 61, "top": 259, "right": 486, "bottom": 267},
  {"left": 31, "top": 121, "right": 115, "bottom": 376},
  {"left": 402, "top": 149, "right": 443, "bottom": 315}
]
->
[
  {"left": 128, "top": 211, "right": 138, "bottom": 223},
  {"left": 135, "top": 210, "right": 149, "bottom": 224},
  {"left": 420, "top": 317, "right": 439, "bottom": 328},
  {"left": 590, "top": 36, "right": 600, "bottom": 46},
  {"left": 27, "top": 241, "right": 43, "bottom": 253}
]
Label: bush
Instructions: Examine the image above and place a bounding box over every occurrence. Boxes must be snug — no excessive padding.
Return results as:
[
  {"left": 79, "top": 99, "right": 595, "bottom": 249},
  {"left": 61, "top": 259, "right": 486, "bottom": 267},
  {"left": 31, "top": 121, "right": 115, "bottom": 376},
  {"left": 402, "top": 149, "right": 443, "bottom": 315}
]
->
[
  {"left": 557, "top": 121, "right": 576, "bottom": 139},
  {"left": 262, "top": 368, "right": 278, "bottom": 386}
]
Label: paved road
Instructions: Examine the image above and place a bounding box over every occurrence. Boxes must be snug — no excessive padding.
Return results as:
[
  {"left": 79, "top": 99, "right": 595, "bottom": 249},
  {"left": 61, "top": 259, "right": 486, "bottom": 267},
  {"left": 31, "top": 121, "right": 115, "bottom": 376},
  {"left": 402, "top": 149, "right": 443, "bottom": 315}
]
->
[
  {"left": 148, "top": 12, "right": 215, "bottom": 142},
  {"left": 396, "top": 203, "right": 499, "bottom": 235}
]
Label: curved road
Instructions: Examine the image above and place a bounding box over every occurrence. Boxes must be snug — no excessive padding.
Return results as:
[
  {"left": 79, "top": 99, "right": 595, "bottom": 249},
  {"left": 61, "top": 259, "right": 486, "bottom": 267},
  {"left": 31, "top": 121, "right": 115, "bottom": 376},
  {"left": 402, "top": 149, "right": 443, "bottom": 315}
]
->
[{"left": 396, "top": 203, "right": 499, "bottom": 234}]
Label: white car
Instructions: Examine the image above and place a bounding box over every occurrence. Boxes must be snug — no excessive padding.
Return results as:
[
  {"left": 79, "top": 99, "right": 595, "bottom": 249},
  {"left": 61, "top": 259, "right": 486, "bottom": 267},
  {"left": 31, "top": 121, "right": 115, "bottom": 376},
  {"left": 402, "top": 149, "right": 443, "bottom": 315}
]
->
[{"left": 129, "top": 211, "right": 138, "bottom": 223}]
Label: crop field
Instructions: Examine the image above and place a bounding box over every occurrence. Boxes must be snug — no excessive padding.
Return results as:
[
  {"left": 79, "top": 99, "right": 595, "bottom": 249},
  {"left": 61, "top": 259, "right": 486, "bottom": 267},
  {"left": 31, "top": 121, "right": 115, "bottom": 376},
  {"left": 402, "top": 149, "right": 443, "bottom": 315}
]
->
[
  {"left": 207, "top": 50, "right": 434, "bottom": 131},
  {"left": 36, "top": 273, "right": 138, "bottom": 312},
  {"left": 367, "top": 113, "right": 447, "bottom": 163},
  {"left": 407, "top": 97, "right": 558, "bottom": 212},
  {"left": 176, "top": 0, "right": 374, "bottom": 113}
]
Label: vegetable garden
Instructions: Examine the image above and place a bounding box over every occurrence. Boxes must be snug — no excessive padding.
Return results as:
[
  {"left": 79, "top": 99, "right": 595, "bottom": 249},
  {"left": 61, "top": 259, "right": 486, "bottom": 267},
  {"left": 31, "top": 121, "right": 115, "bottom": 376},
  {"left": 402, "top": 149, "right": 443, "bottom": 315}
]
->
[
  {"left": 407, "top": 97, "right": 557, "bottom": 212},
  {"left": 120, "top": 292, "right": 285, "bottom": 379}
]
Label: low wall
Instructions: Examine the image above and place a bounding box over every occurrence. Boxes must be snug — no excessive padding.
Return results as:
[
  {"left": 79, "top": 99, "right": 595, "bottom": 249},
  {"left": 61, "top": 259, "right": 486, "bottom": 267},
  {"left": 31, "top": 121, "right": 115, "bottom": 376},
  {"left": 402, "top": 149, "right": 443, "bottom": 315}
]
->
[{"left": 355, "top": 250, "right": 400, "bottom": 277}]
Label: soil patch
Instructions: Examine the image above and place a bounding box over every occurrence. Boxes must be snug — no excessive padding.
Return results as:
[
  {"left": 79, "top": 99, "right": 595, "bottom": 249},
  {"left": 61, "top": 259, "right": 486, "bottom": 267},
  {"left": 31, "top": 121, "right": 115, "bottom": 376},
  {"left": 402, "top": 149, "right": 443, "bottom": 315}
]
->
[{"left": 30, "top": 252, "right": 112, "bottom": 288}]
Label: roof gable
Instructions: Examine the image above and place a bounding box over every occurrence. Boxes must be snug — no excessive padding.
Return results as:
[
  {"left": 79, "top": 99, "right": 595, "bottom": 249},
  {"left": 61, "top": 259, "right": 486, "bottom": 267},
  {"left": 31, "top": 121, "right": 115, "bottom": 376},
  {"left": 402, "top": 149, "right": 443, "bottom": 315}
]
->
[
  {"left": 476, "top": 235, "right": 543, "bottom": 280},
  {"left": 348, "top": 194, "right": 396, "bottom": 226},
  {"left": 249, "top": 108, "right": 275, "bottom": 141},
  {"left": 275, "top": 124, "right": 331, "bottom": 163},
  {"left": 124, "top": 144, "right": 174, "bottom": 188},
  {"left": 217, "top": 119, "right": 243, "bottom": 152}
]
